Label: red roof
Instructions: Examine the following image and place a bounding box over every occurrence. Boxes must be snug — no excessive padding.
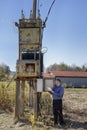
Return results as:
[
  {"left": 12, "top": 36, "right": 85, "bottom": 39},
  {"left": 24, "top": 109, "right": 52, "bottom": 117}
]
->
[
  {"left": 43, "top": 71, "right": 87, "bottom": 78},
  {"left": 43, "top": 73, "right": 55, "bottom": 78}
]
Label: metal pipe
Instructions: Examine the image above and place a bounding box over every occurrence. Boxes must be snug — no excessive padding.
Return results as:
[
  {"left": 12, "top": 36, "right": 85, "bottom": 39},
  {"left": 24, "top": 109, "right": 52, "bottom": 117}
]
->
[{"left": 32, "top": 0, "right": 37, "bottom": 19}]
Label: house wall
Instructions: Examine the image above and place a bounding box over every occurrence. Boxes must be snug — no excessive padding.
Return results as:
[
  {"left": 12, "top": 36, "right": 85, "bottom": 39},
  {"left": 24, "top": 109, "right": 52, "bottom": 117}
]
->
[{"left": 56, "top": 77, "right": 87, "bottom": 88}]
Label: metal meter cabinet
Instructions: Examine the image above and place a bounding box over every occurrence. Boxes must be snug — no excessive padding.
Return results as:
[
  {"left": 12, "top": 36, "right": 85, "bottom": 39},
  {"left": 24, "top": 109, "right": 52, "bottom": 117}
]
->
[{"left": 16, "top": 60, "right": 40, "bottom": 78}]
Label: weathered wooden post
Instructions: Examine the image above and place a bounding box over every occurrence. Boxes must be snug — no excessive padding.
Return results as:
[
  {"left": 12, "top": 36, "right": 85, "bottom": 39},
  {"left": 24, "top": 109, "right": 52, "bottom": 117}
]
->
[
  {"left": 33, "top": 80, "right": 38, "bottom": 119},
  {"left": 15, "top": 79, "right": 20, "bottom": 120},
  {"left": 37, "top": 78, "right": 43, "bottom": 116},
  {"left": 20, "top": 80, "right": 25, "bottom": 117},
  {"left": 29, "top": 80, "right": 33, "bottom": 108}
]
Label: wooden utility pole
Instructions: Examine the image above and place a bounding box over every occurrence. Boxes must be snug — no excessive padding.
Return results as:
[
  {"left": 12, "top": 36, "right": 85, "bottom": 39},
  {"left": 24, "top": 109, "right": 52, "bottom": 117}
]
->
[
  {"left": 29, "top": 81, "right": 33, "bottom": 108},
  {"left": 32, "top": 0, "right": 37, "bottom": 19},
  {"left": 20, "top": 80, "right": 25, "bottom": 117},
  {"left": 33, "top": 80, "right": 38, "bottom": 119},
  {"left": 15, "top": 80, "right": 20, "bottom": 119}
]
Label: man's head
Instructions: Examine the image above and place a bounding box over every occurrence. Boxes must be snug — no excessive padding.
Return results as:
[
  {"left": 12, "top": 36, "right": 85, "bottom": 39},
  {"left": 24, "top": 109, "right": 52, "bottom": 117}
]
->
[{"left": 55, "top": 79, "right": 61, "bottom": 87}]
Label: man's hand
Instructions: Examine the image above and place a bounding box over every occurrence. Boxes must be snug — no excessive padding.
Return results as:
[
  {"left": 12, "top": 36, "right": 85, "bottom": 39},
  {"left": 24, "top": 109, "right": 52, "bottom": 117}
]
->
[{"left": 47, "top": 87, "right": 53, "bottom": 94}]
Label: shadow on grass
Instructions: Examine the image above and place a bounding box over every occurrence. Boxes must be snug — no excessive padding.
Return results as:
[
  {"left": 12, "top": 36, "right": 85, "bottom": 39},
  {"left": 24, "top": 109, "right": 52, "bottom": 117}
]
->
[
  {"left": 14, "top": 119, "right": 87, "bottom": 130},
  {"left": 64, "top": 119, "right": 87, "bottom": 129}
]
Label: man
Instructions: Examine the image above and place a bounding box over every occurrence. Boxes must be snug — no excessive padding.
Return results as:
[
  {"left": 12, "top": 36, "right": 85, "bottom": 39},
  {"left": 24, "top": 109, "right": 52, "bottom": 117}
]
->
[{"left": 48, "top": 79, "right": 64, "bottom": 127}]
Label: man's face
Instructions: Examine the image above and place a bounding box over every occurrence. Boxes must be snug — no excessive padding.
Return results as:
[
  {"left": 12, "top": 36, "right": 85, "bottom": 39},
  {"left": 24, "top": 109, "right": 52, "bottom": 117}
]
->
[{"left": 55, "top": 80, "right": 61, "bottom": 87}]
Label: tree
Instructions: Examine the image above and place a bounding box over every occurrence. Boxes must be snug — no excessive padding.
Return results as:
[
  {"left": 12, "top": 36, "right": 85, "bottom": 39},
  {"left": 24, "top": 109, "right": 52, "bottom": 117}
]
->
[
  {"left": 1, "top": 64, "right": 10, "bottom": 75},
  {"left": 46, "top": 63, "right": 86, "bottom": 72},
  {"left": 58, "top": 63, "right": 69, "bottom": 71},
  {"left": 0, "top": 67, "right": 5, "bottom": 81},
  {"left": 0, "top": 63, "right": 11, "bottom": 81},
  {"left": 82, "top": 64, "right": 87, "bottom": 72},
  {"left": 47, "top": 62, "right": 69, "bottom": 72},
  {"left": 47, "top": 63, "right": 59, "bottom": 72}
]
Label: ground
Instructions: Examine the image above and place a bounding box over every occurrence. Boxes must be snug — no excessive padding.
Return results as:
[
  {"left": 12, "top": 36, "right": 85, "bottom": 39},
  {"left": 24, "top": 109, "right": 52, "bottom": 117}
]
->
[{"left": 0, "top": 88, "right": 87, "bottom": 130}]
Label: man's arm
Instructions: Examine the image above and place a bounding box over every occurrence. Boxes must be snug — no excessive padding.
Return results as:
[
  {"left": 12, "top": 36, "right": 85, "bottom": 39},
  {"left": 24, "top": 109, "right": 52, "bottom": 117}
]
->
[{"left": 47, "top": 87, "right": 54, "bottom": 94}]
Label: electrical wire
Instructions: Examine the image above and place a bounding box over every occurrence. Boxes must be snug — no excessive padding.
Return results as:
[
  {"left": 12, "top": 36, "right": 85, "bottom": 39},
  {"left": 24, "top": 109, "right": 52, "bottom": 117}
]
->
[{"left": 44, "top": 0, "right": 56, "bottom": 25}]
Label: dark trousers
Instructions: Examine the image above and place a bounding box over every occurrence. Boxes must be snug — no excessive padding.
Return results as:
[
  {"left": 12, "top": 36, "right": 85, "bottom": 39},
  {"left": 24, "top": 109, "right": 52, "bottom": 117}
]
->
[{"left": 53, "top": 99, "right": 64, "bottom": 124}]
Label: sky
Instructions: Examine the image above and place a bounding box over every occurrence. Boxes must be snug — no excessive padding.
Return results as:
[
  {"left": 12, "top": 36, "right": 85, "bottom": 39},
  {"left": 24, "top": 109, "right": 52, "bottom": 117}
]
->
[{"left": 0, "top": 0, "right": 87, "bottom": 71}]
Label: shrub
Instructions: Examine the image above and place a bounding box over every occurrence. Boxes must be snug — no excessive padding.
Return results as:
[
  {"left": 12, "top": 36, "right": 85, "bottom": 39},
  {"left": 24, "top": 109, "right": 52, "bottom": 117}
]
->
[
  {"left": 0, "top": 83, "right": 15, "bottom": 112},
  {"left": 41, "top": 92, "right": 52, "bottom": 115},
  {"left": 62, "top": 83, "right": 67, "bottom": 88}
]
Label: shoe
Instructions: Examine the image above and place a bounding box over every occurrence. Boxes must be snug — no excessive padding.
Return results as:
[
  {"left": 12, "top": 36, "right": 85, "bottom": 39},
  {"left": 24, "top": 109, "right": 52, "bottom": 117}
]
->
[{"left": 60, "top": 121, "right": 66, "bottom": 126}]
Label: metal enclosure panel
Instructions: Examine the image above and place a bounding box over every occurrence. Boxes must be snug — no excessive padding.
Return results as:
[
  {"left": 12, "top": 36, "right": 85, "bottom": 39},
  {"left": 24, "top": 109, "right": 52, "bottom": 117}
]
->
[
  {"left": 44, "top": 79, "right": 54, "bottom": 91},
  {"left": 37, "top": 79, "right": 43, "bottom": 92},
  {"left": 19, "top": 28, "right": 40, "bottom": 43}
]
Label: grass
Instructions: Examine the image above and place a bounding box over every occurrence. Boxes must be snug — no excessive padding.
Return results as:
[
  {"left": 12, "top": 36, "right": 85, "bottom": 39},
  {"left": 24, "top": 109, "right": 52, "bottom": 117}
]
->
[
  {"left": 0, "top": 82, "right": 15, "bottom": 111},
  {"left": 0, "top": 82, "right": 87, "bottom": 129},
  {"left": 0, "top": 81, "right": 29, "bottom": 111}
]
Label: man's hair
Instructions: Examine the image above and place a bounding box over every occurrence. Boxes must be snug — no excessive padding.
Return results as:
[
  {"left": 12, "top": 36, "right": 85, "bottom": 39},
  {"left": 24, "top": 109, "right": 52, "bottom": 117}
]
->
[{"left": 55, "top": 78, "right": 61, "bottom": 83}]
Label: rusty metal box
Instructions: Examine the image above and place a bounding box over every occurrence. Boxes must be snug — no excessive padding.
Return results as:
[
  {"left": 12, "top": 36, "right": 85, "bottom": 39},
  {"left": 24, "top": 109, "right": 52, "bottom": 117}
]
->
[{"left": 16, "top": 60, "right": 40, "bottom": 78}]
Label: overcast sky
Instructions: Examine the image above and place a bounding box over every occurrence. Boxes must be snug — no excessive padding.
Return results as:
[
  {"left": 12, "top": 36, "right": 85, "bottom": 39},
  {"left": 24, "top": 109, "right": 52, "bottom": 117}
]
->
[{"left": 0, "top": 0, "right": 87, "bottom": 71}]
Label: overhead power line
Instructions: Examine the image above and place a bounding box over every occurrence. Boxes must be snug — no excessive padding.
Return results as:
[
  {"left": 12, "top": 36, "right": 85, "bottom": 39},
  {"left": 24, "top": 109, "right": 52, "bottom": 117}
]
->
[{"left": 44, "top": 0, "right": 56, "bottom": 25}]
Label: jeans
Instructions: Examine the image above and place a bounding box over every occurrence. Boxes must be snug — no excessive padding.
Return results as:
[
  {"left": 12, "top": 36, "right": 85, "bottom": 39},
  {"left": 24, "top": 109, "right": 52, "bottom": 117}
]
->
[{"left": 53, "top": 99, "right": 64, "bottom": 124}]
